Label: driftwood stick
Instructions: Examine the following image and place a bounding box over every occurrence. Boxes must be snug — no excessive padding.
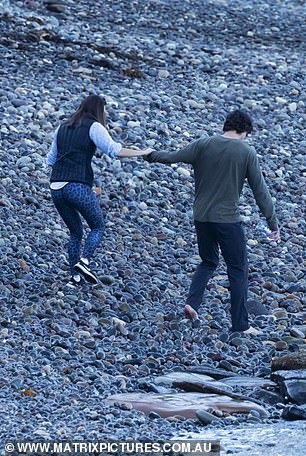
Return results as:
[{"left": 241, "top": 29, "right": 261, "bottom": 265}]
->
[
  {"left": 271, "top": 354, "right": 306, "bottom": 372},
  {"left": 173, "top": 381, "right": 265, "bottom": 406}
]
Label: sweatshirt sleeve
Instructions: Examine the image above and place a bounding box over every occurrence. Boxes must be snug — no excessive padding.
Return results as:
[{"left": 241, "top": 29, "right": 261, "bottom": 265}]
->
[
  {"left": 246, "top": 149, "right": 279, "bottom": 231},
  {"left": 47, "top": 126, "right": 60, "bottom": 166},
  {"left": 147, "top": 138, "right": 201, "bottom": 165},
  {"left": 89, "top": 122, "right": 122, "bottom": 158}
]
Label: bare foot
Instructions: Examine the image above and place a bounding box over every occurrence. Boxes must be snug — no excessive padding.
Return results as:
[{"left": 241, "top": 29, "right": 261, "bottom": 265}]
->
[{"left": 184, "top": 304, "right": 199, "bottom": 321}]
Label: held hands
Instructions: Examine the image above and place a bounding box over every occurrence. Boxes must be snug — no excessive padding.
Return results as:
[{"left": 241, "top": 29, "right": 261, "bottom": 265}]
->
[
  {"left": 118, "top": 147, "right": 154, "bottom": 158},
  {"left": 132, "top": 147, "right": 153, "bottom": 158},
  {"left": 142, "top": 147, "right": 154, "bottom": 156},
  {"left": 142, "top": 148, "right": 155, "bottom": 162}
]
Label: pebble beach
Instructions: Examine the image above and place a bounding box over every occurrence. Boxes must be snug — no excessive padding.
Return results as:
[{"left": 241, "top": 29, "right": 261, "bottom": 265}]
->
[{"left": 0, "top": 0, "right": 305, "bottom": 454}]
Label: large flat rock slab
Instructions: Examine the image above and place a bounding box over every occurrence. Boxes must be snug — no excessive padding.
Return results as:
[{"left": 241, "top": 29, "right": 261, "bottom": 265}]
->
[
  {"left": 184, "top": 366, "right": 238, "bottom": 379},
  {"left": 271, "top": 370, "right": 306, "bottom": 405},
  {"left": 107, "top": 392, "right": 268, "bottom": 418},
  {"left": 271, "top": 369, "right": 306, "bottom": 382},
  {"left": 222, "top": 375, "right": 276, "bottom": 389},
  {"left": 153, "top": 371, "right": 234, "bottom": 392}
]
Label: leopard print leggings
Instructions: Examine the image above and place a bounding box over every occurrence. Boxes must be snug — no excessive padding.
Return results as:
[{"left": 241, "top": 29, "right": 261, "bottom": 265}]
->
[{"left": 51, "top": 183, "right": 105, "bottom": 274}]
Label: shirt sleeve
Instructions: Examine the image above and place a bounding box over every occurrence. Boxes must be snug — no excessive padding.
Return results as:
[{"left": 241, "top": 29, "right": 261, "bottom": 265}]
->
[
  {"left": 246, "top": 149, "right": 279, "bottom": 231},
  {"left": 147, "top": 138, "right": 203, "bottom": 165},
  {"left": 89, "top": 122, "right": 122, "bottom": 158},
  {"left": 47, "top": 126, "right": 60, "bottom": 166}
]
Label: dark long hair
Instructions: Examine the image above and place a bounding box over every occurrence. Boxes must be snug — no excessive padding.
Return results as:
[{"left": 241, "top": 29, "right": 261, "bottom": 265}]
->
[{"left": 67, "top": 95, "right": 107, "bottom": 127}]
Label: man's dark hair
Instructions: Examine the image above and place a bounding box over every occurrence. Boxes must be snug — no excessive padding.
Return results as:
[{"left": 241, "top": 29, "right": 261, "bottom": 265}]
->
[{"left": 223, "top": 110, "right": 253, "bottom": 134}]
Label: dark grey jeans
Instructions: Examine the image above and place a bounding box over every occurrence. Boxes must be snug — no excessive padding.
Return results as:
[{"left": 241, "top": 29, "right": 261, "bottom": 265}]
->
[{"left": 186, "top": 221, "right": 249, "bottom": 332}]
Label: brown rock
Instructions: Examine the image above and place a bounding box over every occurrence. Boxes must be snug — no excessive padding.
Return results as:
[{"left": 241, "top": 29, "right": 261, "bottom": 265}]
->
[
  {"left": 272, "top": 308, "right": 288, "bottom": 320},
  {"left": 275, "top": 340, "right": 288, "bottom": 351}
]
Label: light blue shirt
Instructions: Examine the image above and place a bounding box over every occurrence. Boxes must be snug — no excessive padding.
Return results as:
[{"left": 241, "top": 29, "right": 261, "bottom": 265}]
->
[{"left": 47, "top": 122, "right": 122, "bottom": 166}]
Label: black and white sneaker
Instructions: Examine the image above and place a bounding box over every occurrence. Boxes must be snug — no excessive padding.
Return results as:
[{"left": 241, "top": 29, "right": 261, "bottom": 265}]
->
[
  {"left": 74, "top": 259, "right": 98, "bottom": 284},
  {"left": 66, "top": 274, "right": 83, "bottom": 289}
]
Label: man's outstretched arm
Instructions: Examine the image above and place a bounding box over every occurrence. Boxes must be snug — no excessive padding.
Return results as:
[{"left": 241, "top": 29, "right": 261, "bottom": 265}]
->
[{"left": 145, "top": 138, "right": 202, "bottom": 165}]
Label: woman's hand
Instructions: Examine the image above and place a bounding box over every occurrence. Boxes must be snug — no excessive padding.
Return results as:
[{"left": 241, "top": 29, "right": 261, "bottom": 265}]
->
[{"left": 118, "top": 147, "right": 154, "bottom": 157}]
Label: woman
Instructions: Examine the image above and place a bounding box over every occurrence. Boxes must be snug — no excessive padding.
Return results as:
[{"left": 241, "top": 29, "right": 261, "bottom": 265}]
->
[{"left": 47, "top": 94, "right": 152, "bottom": 287}]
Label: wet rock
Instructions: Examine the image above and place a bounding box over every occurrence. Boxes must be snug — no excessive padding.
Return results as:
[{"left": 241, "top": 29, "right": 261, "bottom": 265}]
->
[
  {"left": 282, "top": 404, "right": 306, "bottom": 420},
  {"left": 247, "top": 299, "right": 269, "bottom": 316},
  {"left": 107, "top": 392, "right": 268, "bottom": 418},
  {"left": 184, "top": 366, "right": 238, "bottom": 380},
  {"left": 249, "top": 388, "right": 284, "bottom": 406},
  {"left": 153, "top": 371, "right": 234, "bottom": 393},
  {"left": 271, "top": 370, "right": 306, "bottom": 382},
  {"left": 290, "top": 327, "right": 306, "bottom": 339},
  {"left": 196, "top": 409, "right": 222, "bottom": 425},
  {"left": 283, "top": 379, "right": 306, "bottom": 405},
  {"left": 222, "top": 376, "right": 276, "bottom": 389},
  {"left": 271, "top": 370, "right": 306, "bottom": 405}
]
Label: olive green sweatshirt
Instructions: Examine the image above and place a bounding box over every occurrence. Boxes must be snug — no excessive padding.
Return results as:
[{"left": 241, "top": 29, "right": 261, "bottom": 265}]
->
[{"left": 148, "top": 135, "right": 279, "bottom": 231}]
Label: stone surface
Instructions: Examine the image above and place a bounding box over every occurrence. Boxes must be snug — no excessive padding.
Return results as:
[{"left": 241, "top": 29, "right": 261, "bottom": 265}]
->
[
  {"left": 249, "top": 388, "right": 284, "bottom": 406},
  {"left": 271, "top": 370, "right": 306, "bottom": 382},
  {"left": 154, "top": 371, "right": 234, "bottom": 392},
  {"left": 283, "top": 380, "right": 306, "bottom": 405},
  {"left": 196, "top": 409, "right": 222, "bottom": 425},
  {"left": 107, "top": 392, "right": 268, "bottom": 418},
  {"left": 184, "top": 366, "right": 238, "bottom": 380},
  {"left": 247, "top": 299, "right": 269, "bottom": 316},
  {"left": 222, "top": 376, "right": 276, "bottom": 389},
  {"left": 282, "top": 405, "right": 306, "bottom": 421},
  {"left": 272, "top": 354, "right": 306, "bottom": 372}
]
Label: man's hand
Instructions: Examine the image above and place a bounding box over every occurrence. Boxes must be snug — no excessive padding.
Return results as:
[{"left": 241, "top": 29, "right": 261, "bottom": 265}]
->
[
  {"left": 143, "top": 151, "right": 155, "bottom": 162},
  {"left": 142, "top": 147, "right": 154, "bottom": 156},
  {"left": 268, "top": 230, "right": 281, "bottom": 243}
]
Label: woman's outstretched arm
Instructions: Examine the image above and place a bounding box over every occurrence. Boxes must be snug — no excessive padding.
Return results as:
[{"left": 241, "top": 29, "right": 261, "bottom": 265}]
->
[{"left": 118, "top": 147, "right": 153, "bottom": 157}]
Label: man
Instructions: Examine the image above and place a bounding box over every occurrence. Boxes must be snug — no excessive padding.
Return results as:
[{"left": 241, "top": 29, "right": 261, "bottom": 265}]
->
[{"left": 146, "top": 110, "right": 280, "bottom": 335}]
